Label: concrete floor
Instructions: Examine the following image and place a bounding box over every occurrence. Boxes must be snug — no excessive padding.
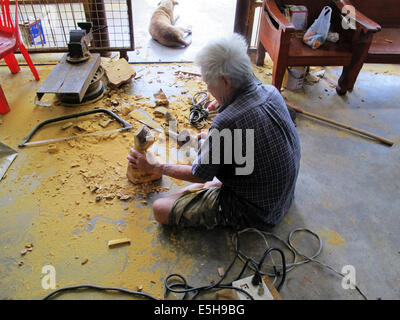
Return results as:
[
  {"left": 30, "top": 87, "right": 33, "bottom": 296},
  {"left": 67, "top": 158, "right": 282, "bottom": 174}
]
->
[
  {"left": 0, "top": 56, "right": 399, "bottom": 300},
  {"left": 129, "top": 0, "right": 236, "bottom": 62}
]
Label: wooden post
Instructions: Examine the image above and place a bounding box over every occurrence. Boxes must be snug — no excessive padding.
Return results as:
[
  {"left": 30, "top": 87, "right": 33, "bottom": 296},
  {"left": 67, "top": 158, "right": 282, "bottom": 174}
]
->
[{"left": 234, "top": 0, "right": 251, "bottom": 39}]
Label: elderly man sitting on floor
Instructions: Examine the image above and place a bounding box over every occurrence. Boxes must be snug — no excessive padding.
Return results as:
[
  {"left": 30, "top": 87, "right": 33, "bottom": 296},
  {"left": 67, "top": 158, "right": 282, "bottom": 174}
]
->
[{"left": 127, "top": 33, "right": 301, "bottom": 231}]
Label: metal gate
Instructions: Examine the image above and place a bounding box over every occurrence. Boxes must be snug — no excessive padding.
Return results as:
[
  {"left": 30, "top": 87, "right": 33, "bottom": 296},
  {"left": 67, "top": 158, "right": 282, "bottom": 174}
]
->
[{"left": 12, "top": 0, "right": 134, "bottom": 55}]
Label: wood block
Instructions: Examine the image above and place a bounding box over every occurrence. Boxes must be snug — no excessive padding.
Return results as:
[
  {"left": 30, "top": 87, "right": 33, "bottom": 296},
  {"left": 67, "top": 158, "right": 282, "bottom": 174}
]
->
[
  {"left": 108, "top": 238, "right": 131, "bottom": 248},
  {"left": 133, "top": 125, "right": 155, "bottom": 152},
  {"left": 126, "top": 126, "right": 162, "bottom": 184},
  {"left": 101, "top": 58, "right": 136, "bottom": 88},
  {"left": 153, "top": 89, "right": 169, "bottom": 107}
]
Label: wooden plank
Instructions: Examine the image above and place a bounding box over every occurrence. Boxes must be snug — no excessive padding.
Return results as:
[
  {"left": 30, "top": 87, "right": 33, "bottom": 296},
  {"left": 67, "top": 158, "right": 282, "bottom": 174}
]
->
[{"left": 368, "top": 28, "right": 400, "bottom": 55}]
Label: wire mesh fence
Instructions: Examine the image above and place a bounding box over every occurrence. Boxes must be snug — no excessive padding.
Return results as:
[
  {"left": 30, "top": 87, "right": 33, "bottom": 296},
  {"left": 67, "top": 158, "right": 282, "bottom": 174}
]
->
[{"left": 11, "top": 0, "right": 134, "bottom": 53}]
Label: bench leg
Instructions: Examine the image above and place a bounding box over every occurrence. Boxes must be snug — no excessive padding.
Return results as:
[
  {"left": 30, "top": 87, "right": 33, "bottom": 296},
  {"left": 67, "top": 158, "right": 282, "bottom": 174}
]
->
[
  {"left": 337, "top": 63, "right": 365, "bottom": 95},
  {"left": 337, "top": 32, "right": 373, "bottom": 95},
  {"left": 256, "top": 41, "right": 266, "bottom": 66},
  {"left": 272, "top": 58, "right": 286, "bottom": 92}
]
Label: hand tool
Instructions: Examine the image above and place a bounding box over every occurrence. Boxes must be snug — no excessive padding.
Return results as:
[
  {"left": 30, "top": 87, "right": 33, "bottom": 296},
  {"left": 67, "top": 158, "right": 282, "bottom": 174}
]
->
[
  {"left": 18, "top": 109, "right": 133, "bottom": 148},
  {"left": 131, "top": 117, "right": 204, "bottom": 150}
]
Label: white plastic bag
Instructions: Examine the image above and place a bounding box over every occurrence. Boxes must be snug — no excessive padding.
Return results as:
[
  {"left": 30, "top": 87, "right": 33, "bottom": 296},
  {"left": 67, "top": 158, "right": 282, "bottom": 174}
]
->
[{"left": 303, "top": 6, "right": 332, "bottom": 49}]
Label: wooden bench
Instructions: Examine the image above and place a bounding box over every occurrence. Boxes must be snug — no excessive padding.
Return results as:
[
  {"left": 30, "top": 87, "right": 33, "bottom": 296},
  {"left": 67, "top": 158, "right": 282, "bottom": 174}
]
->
[
  {"left": 337, "top": 0, "right": 400, "bottom": 64},
  {"left": 255, "top": 0, "right": 382, "bottom": 95}
]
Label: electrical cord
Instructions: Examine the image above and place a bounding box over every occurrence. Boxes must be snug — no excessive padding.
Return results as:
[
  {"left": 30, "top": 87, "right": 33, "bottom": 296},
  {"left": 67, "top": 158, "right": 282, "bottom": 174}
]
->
[
  {"left": 42, "top": 227, "right": 364, "bottom": 300},
  {"left": 42, "top": 230, "right": 287, "bottom": 300},
  {"left": 163, "top": 231, "right": 287, "bottom": 300},
  {"left": 232, "top": 228, "right": 368, "bottom": 300},
  {"left": 189, "top": 91, "right": 210, "bottom": 129},
  {"left": 257, "top": 248, "right": 287, "bottom": 292},
  {"left": 42, "top": 284, "right": 160, "bottom": 300}
]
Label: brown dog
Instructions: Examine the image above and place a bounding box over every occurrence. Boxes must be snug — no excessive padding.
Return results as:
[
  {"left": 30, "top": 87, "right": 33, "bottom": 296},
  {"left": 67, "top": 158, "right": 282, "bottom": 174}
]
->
[{"left": 149, "top": 0, "right": 192, "bottom": 47}]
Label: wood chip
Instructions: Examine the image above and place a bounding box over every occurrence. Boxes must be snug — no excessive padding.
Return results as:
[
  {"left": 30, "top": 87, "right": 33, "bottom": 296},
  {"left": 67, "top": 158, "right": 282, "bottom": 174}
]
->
[
  {"left": 61, "top": 122, "right": 73, "bottom": 130},
  {"left": 117, "top": 193, "right": 131, "bottom": 201},
  {"left": 47, "top": 144, "right": 58, "bottom": 154},
  {"left": 99, "top": 119, "right": 113, "bottom": 128},
  {"left": 107, "top": 238, "right": 131, "bottom": 248},
  {"left": 153, "top": 106, "right": 169, "bottom": 117},
  {"left": 153, "top": 89, "right": 169, "bottom": 107},
  {"left": 121, "top": 103, "right": 133, "bottom": 116},
  {"left": 174, "top": 70, "right": 201, "bottom": 77},
  {"left": 104, "top": 194, "right": 115, "bottom": 200}
]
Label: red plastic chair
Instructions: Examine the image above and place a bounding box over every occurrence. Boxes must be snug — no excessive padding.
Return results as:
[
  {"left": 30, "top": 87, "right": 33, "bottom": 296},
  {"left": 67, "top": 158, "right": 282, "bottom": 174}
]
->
[{"left": 0, "top": 0, "right": 40, "bottom": 114}]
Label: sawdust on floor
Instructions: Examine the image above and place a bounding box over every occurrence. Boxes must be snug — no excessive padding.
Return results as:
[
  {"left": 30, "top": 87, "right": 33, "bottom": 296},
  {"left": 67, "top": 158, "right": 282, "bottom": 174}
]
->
[{"left": 0, "top": 61, "right": 276, "bottom": 299}]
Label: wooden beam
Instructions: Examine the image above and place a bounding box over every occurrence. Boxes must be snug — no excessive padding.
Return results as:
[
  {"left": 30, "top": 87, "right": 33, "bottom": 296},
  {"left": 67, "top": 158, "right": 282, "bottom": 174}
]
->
[{"left": 234, "top": 0, "right": 251, "bottom": 37}]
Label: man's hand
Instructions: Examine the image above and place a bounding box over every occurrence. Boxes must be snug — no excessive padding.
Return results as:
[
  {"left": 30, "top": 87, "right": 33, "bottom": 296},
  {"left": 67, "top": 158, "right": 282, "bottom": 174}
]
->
[{"left": 127, "top": 149, "right": 162, "bottom": 175}]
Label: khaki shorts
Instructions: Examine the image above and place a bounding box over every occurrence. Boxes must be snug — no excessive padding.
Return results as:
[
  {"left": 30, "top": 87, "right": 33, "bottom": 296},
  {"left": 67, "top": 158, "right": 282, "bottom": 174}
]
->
[
  {"left": 168, "top": 187, "right": 227, "bottom": 229},
  {"left": 168, "top": 186, "right": 276, "bottom": 231}
]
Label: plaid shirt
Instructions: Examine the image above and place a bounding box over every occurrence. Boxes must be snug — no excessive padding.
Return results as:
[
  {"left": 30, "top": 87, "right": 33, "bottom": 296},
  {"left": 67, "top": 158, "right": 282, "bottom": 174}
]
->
[{"left": 192, "top": 81, "right": 301, "bottom": 226}]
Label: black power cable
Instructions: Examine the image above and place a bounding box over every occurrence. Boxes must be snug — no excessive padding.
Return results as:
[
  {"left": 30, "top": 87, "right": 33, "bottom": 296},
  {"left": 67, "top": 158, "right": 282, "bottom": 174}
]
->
[
  {"left": 189, "top": 91, "right": 210, "bottom": 129},
  {"left": 42, "top": 231, "right": 287, "bottom": 300},
  {"left": 163, "top": 232, "right": 287, "bottom": 300},
  {"left": 257, "top": 248, "right": 286, "bottom": 292},
  {"left": 42, "top": 284, "right": 160, "bottom": 300}
]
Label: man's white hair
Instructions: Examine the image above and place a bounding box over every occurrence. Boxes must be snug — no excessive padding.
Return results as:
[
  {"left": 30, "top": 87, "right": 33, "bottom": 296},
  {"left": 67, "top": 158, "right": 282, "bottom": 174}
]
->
[{"left": 195, "top": 33, "right": 254, "bottom": 87}]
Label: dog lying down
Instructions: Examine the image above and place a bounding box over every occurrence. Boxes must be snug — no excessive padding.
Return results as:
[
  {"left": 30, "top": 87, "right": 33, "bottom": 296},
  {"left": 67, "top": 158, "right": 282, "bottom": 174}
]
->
[{"left": 149, "top": 0, "right": 192, "bottom": 47}]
